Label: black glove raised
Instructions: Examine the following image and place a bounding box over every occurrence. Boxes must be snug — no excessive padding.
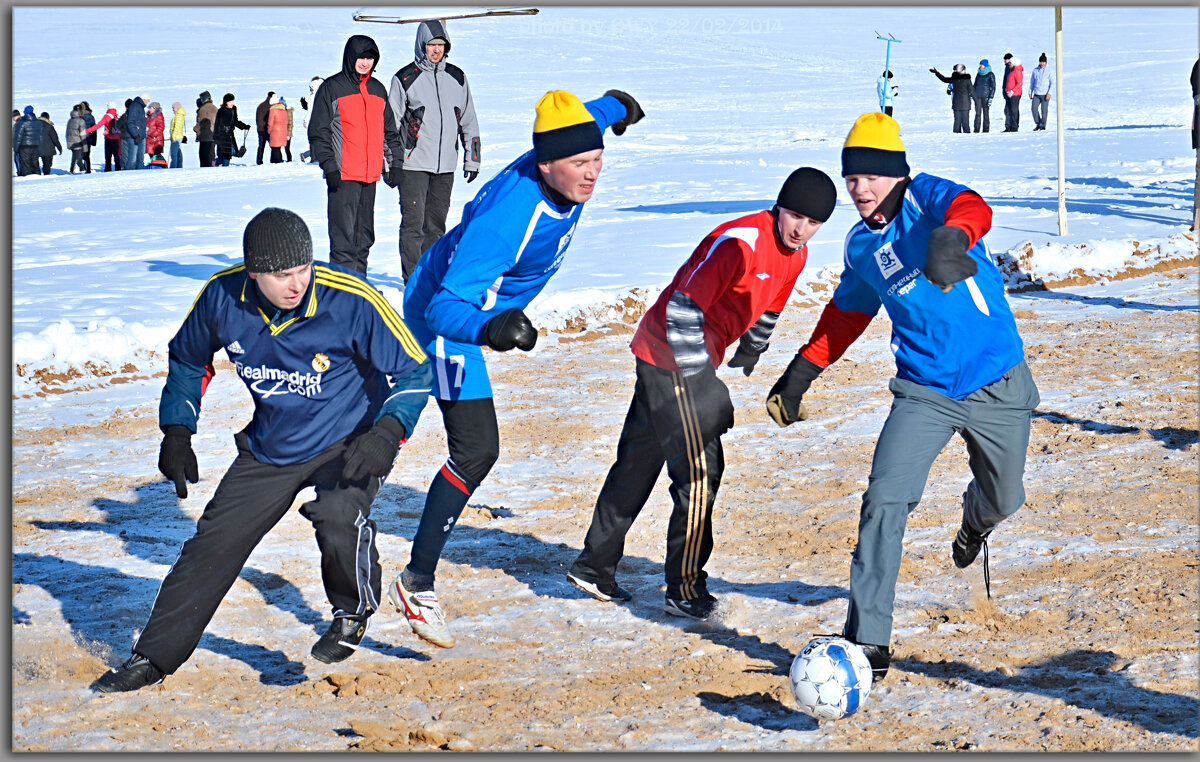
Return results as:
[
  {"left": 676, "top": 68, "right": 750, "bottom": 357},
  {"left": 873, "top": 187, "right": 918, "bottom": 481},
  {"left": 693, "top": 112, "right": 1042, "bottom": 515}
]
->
[
  {"left": 727, "top": 339, "right": 767, "bottom": 377},
  {"left": 484, "top": 308, "right": 537, "bottom": 352},
  {"left": 384, "top": 163, "right": 403, "bottom": 188},
  {"left": 341, "top": 416, "right": 407, "bottom": 481},
  {"left": 604, "top": 89, "right": 645, "bottom": 136},
  {"left": 464, "top": 169, "right": 478, "bottom": 183},
  {"left": 181, "top": 136, "right": 188, "bottom": 143},
  {"left": 159, "top": 425, "right": 199, "bottom": 498},
  {"left": 300, "top": 96, "right": 308, "bottom": 110},
  {"left": 765, "top": 354, "right": 824, "bottom": 427},
  {"left": 324, "top": 169, "right": 340, "bottom": 193},
  {"left": 924, "top": 225, "right": 977, "bottom": 292}
]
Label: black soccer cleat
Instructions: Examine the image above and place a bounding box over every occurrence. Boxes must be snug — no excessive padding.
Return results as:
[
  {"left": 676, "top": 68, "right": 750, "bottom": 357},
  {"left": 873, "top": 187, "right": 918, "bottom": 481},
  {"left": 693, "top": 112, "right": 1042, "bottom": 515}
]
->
[
  {"left": 664, "top": 592, "right": 718, "bottom": 620},
  {"left": 96, "top": 653, "right": 164, "bottom": 693},
  {"left": 311, "top": 615, "right": 370, "bottom": 664},
  {"left": 845, "top": 637, "right": 892, "bottom": 684},
  {"left": 567, "top": 572, "right": 633, "bottom": 603},
  {"left": 952, "top": 520, "right": 991, "bottom": 570}
]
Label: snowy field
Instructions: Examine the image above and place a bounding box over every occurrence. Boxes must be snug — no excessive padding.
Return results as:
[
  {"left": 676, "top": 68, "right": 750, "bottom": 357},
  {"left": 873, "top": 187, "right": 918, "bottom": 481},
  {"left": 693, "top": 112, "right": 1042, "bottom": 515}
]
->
[{"left": 10, "top": 4, "right": 1200, "bottom": 753}]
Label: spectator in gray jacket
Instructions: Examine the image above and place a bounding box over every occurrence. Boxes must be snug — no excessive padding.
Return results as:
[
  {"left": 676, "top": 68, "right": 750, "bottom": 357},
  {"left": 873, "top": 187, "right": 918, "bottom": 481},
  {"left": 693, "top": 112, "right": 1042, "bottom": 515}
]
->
[
  {"left": 972, "top": 59, "right": 996, "bottom": 133},
  {"left": 66, "top": 105, "right": 89, "bottom": 173},
  {"left": 931, "top": 64, "right": 975, "bottom": 134},
  {"left": 387, "top": 19, "right": 482, "bottom": 282},
  {"left": 13, "top": 106, "right": 43, "bottom": 176},
  {"left": 1028, "top": 53, "right": 1054, "bottom": 131}
]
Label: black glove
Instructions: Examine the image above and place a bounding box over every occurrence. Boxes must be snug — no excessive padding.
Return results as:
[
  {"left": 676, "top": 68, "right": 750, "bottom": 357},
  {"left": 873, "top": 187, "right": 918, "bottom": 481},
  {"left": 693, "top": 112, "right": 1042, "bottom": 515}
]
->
[
  {"left": 923, "top": 225, "right": 977, "bottom": 292},
  {"left": 158, "top": 425, "right": 199, "bottom": 498},
  {"left": 324, "top": 169, "right": 340, "bottom": 193},
  {"left": 765, "top": 354, "right": 824, "bottom": 427},
  {"left": 604, "top": 89, "right": 644, "bottom": 136},
  {"left": 464, "top": 169, "right": 478, "bottom": 183},
  {"left": 929, "top": 67, "right": 938, "bottom": 73},
  {"left": 727, "top": 339, "right": 766, "bottom": 377},
  {"left": 182, "top": 136, "right": 187, "bottom": 144},
  {"left": 484, "top": 308, "right": 537, "bottom": 352},
  {"left": 341, "top": 416, "right": 407, "bottom": 481},
  {"left": 384, "top": 163, "right": 403, "bottom": 188},
  {"left": 300, "top": 97, "right": 308, "bottom": 110}
]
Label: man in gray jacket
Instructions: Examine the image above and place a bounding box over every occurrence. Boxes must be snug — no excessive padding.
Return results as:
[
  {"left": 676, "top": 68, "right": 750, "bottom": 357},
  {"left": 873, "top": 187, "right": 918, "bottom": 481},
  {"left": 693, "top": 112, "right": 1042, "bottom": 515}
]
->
[{"left": 387, "top": 20, "right": 481, "bottom": 282}]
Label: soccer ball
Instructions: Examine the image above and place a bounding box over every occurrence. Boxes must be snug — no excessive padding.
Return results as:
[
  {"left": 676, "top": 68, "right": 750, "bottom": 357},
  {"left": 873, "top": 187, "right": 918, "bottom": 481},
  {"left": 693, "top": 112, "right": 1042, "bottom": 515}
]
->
[{"left": 789, "top": 636, "right": 874, "bottom": 721}]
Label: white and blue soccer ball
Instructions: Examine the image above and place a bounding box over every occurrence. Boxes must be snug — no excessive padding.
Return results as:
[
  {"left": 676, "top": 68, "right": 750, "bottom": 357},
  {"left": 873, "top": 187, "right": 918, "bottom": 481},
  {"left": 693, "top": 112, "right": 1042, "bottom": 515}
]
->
[{"left": 789, "top": 636, "right": 874, "bottom": 721}]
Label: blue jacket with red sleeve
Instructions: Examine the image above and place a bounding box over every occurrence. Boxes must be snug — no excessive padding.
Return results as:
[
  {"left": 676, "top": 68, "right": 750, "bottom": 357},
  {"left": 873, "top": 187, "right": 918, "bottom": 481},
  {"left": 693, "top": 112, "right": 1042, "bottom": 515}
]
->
[
  {"left": 160, "top": 261, "right": 431, "bottom": 466},
  {"left": 799, "top": 172, "right": 1024, "bottom": 399}
]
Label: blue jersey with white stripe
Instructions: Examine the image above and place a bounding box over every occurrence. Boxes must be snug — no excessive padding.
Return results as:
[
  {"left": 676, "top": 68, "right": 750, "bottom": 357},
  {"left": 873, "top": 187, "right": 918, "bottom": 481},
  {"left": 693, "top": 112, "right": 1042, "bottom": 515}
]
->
[
  {"left": 832, "top": 173, "right": 1025, "bottom": 399},
  {"left": 402, "top": 94, "right": 626, "bottom": 399},
  {"left": 161, "top": 261, "right": 431, "bottom": 465}
]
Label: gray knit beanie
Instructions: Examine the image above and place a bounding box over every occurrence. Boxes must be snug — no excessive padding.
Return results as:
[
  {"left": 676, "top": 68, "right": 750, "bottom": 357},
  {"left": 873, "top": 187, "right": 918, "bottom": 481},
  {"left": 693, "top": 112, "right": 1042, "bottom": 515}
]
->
[{"left": 242, "top": 208, "right": 313, "bottom": 273}]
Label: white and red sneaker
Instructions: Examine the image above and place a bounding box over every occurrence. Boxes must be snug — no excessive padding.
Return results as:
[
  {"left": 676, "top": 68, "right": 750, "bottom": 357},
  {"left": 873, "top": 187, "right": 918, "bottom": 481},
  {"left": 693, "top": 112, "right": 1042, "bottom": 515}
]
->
[{"left": 388, "top": 574, "right": 455, "bottom": 648}]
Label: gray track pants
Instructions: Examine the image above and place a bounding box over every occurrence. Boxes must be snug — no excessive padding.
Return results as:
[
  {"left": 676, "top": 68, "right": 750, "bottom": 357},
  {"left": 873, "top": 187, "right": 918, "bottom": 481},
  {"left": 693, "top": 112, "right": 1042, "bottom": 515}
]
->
[{"left": 843, "top": 359, "right": 1039, "bottom": 647}]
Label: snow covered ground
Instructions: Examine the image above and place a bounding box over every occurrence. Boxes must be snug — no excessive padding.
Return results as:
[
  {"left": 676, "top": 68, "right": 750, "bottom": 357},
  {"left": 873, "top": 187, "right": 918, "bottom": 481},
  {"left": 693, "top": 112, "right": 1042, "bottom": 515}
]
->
[{"left": 10, "top": 4, "right": 1199, "bottom": 752}]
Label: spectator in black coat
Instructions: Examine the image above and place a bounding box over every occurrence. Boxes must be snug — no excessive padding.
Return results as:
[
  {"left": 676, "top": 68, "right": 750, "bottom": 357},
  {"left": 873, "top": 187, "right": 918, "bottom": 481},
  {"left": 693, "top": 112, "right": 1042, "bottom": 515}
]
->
[
  {"left": 972, "top": 59, "right": 996, "bottom": 133},
  {"left": 255, "top": 90, "right": 274, "bottom": 165},
  {"left": 931, "top": 64, "right": 975, "bottom": 134},
  {"left": 214, "top": 93, "right": 250, "bottom": 167},
  {"left": 38, "top": 112, "right": 63, "bottom": 174},
  {"left": 13, "top": 106, "right": 43, "bottom": 176},
  {"left": 122, "top": 92, "right": 149, "bottom": 170},
  {"left": 12, "top": 109, "right": 20, "bottom": 174},
  {"left": 80, "top": 101, "right": 96, "bottom": 172},
  {"left": 1191, "top": 58, "right": 1198, "bottom": 230}
]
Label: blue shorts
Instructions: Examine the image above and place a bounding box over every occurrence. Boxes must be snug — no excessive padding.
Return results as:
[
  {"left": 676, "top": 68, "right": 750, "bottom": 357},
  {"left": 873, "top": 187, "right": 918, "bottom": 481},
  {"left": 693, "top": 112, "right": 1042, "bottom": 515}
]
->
[{"left": 426, "top": 335, "right": 492, "bottom": 401}]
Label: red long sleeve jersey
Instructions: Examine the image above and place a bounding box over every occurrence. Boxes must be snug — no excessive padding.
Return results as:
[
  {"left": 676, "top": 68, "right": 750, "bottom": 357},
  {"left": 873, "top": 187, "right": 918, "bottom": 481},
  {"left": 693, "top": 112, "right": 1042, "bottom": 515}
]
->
[{"left": 631, "top": 210, "right": 808, "bottom": 372}]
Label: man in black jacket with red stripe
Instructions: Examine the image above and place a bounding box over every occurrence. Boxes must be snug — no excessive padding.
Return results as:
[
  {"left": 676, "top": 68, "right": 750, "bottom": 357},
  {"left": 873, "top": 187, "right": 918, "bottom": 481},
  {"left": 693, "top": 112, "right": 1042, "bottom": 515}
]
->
[{"left": 309, "top": 35, "right": 405, "bottom": 273}]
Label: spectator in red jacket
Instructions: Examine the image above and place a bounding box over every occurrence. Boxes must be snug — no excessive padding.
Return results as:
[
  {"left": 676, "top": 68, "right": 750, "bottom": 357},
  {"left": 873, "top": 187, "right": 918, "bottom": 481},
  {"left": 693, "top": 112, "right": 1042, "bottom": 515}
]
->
[
  {"left": 308, "top": 34, "right": 405, "bottom": 273},
  {"left": 267, "top": 94, "right": 289, "bottom": 163},
  {"left": 85, "top": 102, "right": 122, "bottom": 171},
  {"left": 146, "top": 101, "right": 166, "bottom": 156},
  {"left": 1002, "top": 54, "right": 1024, "bottom": 132}
]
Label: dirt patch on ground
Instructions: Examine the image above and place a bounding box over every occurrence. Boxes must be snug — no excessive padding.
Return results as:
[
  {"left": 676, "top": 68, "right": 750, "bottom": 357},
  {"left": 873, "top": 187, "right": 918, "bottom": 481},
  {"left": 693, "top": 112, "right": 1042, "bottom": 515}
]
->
[{"left": 10, "top": 266, "right": 1198, "bottom": 752}]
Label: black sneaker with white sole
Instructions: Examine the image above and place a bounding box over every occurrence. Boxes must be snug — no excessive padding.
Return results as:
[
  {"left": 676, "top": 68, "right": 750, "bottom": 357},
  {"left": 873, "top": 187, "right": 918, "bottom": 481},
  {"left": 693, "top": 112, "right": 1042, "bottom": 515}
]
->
[
  {"left": 96, "top": 653, "right": 164, "bottom": 693},
  {"left": 952, "top": 520, "right": 991, "bottom": 569},
  {"left": 311, "top": 615, "right": 370, "bottom": 664},
  {"left": 567, "top": 572, "right": 632, "bottom": 602},
  {"left": 848, "top": 639, "right": 892, "bottom": 684},
  {"left": 664, "top": 592, "right": 718, "bottom": 620}
]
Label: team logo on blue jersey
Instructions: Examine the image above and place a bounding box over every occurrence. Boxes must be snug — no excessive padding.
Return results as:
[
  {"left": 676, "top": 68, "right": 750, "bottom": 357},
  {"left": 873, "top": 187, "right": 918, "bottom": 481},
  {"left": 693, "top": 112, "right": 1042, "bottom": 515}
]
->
[
  {"left": 873, "top": 243, "right": 904, "bottom": 279},
  {"left": 312, "top": 353, "right": 330, "bottom": 373}
]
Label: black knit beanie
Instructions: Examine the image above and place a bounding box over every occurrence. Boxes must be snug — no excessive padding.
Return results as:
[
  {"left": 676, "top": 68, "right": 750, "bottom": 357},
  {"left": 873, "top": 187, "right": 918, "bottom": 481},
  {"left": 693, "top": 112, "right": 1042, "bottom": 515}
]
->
[
  {"left": 243, "top": 208, "right": 313, "bottom": 273},
  {"left": 776, "top": 167, "right": 837, "bottom": 222}
]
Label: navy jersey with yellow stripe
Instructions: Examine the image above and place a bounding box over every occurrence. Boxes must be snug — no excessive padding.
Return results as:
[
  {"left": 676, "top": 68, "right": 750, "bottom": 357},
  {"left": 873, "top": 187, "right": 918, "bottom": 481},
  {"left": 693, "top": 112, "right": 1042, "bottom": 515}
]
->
[{"left": 160, "top": 261, "right": 431, "bottom": 466}]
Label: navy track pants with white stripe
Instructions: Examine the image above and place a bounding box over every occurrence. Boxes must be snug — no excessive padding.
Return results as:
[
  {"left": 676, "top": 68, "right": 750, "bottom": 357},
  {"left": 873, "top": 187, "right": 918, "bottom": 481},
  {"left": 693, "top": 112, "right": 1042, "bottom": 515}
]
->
[{"left": 133, "top": 429, "right": 382, "bottom": 674}]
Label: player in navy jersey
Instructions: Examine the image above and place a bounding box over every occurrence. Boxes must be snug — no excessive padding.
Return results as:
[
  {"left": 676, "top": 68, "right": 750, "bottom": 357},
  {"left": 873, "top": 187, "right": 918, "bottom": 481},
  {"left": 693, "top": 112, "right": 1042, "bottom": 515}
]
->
[
  {"left": 567, "top": 168, "right": 837, "bottom": 621},
  {"left": 767, "top": 113, "right": 1040, "bottom": 684},
  {"left": 96, "top": 208, "right": 431, "bottom": 693},
  {"left": 389, "top": 89, "right": 645, "bottom": 648}
]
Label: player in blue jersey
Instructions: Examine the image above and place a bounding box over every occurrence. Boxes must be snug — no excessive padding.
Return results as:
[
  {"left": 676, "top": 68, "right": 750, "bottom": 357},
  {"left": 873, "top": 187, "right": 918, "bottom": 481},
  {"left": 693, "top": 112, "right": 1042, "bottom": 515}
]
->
[
  {"left": 96, "top": 208, "right": 432, "bottom": 693},
  {"left": 767, "top": 113, "right": 1039, "bottom": 685},
  {"left": 389, "top": 88, "right": 645, "bottom": 648}
]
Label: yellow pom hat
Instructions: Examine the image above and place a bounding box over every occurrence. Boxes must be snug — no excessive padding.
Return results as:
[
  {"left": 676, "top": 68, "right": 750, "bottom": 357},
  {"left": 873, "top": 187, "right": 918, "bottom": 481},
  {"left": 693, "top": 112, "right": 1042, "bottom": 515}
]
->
[
  {"left": 841, "top": 112, "right": 910, "bottom": 178},
  {"left": 533, "top": 90, "right": 603, "bottom": 163}
]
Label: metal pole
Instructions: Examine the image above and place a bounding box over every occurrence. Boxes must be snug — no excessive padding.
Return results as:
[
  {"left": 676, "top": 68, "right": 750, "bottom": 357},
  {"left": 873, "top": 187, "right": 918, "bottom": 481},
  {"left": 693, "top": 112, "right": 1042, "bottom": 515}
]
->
[{"left": 1056, "top": 6, "right": 1068, "bottom": 235}]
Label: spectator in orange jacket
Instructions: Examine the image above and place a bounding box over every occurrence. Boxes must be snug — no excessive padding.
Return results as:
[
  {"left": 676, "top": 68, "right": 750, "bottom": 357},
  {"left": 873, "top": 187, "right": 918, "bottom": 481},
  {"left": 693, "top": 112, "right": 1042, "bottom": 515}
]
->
[{"left": 267, "top": 94, "right": 289, "bottom": 163}]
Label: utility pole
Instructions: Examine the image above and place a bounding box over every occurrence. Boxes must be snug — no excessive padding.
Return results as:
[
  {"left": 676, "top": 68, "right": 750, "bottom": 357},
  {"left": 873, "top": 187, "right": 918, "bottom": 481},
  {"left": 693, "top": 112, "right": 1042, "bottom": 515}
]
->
[
  {"left": 1055, "top": 7, "right": 1068, "bottom": 235},
  {"left": 875, "top": 32, "right": 901, "bottom": 112}
]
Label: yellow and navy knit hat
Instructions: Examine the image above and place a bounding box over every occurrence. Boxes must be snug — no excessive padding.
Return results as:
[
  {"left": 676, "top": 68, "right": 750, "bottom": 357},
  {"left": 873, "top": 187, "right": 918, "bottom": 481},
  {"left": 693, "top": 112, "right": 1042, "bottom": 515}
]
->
[
  {"left": 533, "top": 90, "right": 603, "bottom": 163},
  {"left": 841, "top": 112, "right": 910, "bottom": 178}
]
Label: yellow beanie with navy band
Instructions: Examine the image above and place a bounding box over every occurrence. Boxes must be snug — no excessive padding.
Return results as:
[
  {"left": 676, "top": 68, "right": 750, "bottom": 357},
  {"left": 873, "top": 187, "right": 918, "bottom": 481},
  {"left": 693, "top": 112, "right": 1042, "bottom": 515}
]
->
[
  {"left": 841, "top": 112, "right": 910, "bottom": 178},
  {"left": 533, "top": 90, "right": 603, "bottom": 163}
]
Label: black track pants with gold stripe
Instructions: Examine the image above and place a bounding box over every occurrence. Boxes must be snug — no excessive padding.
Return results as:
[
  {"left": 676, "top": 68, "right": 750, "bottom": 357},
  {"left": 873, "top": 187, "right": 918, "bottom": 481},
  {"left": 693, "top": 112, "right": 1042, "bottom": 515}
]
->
[{"left": 572, "top": 358, "right": 733, "bottom": 601}]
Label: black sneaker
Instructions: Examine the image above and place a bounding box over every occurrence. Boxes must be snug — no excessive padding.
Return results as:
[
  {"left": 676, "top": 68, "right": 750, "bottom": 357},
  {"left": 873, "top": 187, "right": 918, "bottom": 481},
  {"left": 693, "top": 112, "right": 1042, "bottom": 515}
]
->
[
  {"left": 96, "top": 653, "right": 164, "bottom": 693},
  {"left": 311, "top": 615, "right": 370, "bottom": 664},
  {"left": 952, "top": 520, "right": 991, "bottom": 569},
  {"left": 847, "top": 638, "right": 892, "bottom": 684},
  {"left": 567, "top": 572, "right": 632, "bottom": 603},
  {"left": 664, "top": 592, "right": 718, "bottom": 620}
]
